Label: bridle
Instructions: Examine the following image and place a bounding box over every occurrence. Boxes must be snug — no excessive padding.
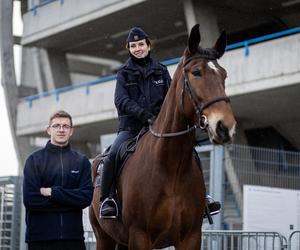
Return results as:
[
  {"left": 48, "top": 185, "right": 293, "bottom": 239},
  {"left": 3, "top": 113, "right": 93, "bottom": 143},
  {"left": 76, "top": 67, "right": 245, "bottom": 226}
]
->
[{"left": 149, "top": 55, "right": 230, "bottom": 138}]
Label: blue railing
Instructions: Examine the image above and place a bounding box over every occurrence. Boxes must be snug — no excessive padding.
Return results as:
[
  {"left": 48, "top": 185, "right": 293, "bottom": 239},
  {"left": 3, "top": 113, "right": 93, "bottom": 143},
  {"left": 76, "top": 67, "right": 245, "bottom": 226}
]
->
[
  {"left": 30, "top": 0, "right": 64, "bottom": 15},
  {"left": 226, "top": 26, "right": 300, "bottom": 56},
  {"left": 25, "top": 26, "right": 300, "bottom": 108}
]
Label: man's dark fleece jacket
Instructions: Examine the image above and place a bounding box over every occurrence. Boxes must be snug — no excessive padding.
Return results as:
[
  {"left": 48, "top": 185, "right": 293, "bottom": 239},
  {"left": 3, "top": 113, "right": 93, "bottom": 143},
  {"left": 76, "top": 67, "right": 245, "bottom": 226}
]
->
[{"left": 23, "top": 141, "right": 93, "bottom": 242}]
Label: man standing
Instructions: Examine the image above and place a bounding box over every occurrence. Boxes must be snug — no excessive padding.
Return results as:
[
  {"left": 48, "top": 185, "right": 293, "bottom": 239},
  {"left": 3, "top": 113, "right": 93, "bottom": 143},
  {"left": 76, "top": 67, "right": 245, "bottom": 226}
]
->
[{"left": 23, "top": 110, "right": 93, "bottom": 250}]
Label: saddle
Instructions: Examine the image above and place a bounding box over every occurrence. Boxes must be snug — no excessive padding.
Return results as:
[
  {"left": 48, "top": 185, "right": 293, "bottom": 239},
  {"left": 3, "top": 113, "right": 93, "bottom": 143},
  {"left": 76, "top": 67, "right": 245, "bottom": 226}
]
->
[
  {"left": 116, "top": 127, "right": 148, "bottom": 175},
  {"left": 95, "top": 128, "right": 148, "bottom": 188}
]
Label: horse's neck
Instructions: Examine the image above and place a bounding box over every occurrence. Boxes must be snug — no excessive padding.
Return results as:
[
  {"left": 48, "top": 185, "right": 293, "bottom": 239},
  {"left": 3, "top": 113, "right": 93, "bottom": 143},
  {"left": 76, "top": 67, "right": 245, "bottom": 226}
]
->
[
  {"left": 155, "top": 64, "right": 192, "bottom": 137},
  {"left": 152, "top": 70, "right": 195, "bottom": 169}
]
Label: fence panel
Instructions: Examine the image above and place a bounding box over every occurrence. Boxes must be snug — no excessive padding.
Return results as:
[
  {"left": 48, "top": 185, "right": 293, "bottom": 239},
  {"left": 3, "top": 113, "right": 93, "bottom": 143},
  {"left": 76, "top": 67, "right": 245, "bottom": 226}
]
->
[
  {"left": 288, "top": 231, "right": 300, "bottom": 250},
  {"left": 84, "top": 230, "right": 288, "bottom": 250},
  {"left": 227, "top": 145, "right": 300, "bottom": 190},
  {"left": 202, "top": 230, "right": 287, "bottom": 250}
]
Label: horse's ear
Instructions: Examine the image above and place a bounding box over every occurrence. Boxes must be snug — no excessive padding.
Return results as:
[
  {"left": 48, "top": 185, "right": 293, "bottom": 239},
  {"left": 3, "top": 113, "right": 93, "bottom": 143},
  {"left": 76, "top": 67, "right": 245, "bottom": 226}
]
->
[
  {"left": 213, "top": 30, "right": 227, "bottom": 58},
  {"left": 188, "top": 24, "right": 201, "bottom": 55}
]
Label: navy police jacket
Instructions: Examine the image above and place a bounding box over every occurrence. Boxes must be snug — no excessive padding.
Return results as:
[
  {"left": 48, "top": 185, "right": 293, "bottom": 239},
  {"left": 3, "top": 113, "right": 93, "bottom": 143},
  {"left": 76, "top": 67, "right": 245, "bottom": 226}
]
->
[
  {"left": 114, "top": 57, "right": 171, "bottom": 132},
  {"left": 23, "top": 141, "right": 93, "bottom": 242}
]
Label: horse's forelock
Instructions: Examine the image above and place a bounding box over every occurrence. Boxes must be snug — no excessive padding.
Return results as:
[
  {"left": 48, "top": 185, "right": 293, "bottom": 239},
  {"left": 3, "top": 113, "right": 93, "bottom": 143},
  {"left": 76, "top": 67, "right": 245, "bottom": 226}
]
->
[
  {"left": 199, "top": 48, "right": 220, "bottom": 60},
  {"left": 184, "top": 46, "right": 220, "bottom": 63}
]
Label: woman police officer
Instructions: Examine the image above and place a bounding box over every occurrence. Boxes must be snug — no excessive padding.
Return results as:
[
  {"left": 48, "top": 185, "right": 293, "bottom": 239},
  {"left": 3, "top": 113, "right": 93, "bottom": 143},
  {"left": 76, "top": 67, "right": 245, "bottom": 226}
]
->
[
  {"left": 100, "top": 27, "right": 220, "bottom": 219},
  {"left": 100, "top": 27, "right": 171, "bottom": 218}
]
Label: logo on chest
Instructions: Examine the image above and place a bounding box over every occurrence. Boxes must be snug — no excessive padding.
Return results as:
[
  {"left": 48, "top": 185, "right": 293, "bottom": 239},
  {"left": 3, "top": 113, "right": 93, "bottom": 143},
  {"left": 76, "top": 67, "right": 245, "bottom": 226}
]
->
[{"left": 153, "top": 79, "right": 164, "bottom": 85}]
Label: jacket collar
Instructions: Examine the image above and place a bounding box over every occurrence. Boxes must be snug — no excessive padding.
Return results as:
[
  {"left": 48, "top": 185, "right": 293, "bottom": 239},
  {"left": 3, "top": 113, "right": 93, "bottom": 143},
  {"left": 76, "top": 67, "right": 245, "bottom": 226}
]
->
[
  {"left": 45, "top": 140, "right": 71, "bottom": 153},
  {"left": 123, "top": 57, "right": 162, "bottom": 72}
]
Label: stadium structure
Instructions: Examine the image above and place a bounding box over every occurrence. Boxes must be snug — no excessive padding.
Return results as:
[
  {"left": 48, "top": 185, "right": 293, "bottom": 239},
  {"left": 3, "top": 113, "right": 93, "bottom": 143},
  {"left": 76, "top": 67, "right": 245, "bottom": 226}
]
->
[{"left": 1, "top": 0, "right": 300, "bottom": 249}]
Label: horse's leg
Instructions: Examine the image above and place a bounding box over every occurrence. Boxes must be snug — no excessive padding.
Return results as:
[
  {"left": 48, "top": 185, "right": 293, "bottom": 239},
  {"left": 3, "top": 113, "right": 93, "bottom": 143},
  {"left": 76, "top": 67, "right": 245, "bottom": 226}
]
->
[
  {"left": 89, "top": 205, "right": 117, "bottom": 250},
  {"left": 128, "top": 229, "right": 152, "bottom": 250},
  {"left": 175, "top": 233, "right": 201, "bottom": 250},
  {"left": 89, "top": 187, "right": 117, "bottom": 250}
]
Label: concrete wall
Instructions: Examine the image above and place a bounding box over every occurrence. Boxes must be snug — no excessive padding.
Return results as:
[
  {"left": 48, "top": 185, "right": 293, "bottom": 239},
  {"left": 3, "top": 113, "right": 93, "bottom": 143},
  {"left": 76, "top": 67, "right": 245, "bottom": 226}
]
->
[
  {"left": 22, "top": 0, "right": 145, "bottom": 45},
  {"left": 17, "top": 79, "right": 117, "bottom": 135},
  {"left": 16, "top": 33, "right": 300, "bottom": 136},
  {"left": 221, "top": 34, "right": 300, "bottom": 96}
]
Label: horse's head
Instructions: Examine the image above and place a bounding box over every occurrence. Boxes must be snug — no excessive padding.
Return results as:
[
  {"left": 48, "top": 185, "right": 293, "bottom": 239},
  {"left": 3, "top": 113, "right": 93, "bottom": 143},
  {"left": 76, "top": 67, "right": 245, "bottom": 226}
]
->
[{"left": 180, "top": 24, "right": 236, "bottom": 144}]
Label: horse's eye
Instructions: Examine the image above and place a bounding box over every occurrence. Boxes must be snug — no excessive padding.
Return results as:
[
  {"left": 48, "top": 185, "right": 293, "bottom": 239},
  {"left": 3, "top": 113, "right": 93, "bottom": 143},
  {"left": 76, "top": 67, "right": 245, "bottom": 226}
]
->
[{"left": 192, "top": 69, "right": 202, "bottom": 77}]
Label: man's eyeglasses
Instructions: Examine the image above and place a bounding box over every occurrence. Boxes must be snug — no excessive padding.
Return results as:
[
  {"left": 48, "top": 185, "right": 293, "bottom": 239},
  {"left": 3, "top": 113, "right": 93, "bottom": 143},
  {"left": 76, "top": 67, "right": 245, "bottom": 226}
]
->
[{"left": 50, "top": 124, "right": 72, "bottom": 131}]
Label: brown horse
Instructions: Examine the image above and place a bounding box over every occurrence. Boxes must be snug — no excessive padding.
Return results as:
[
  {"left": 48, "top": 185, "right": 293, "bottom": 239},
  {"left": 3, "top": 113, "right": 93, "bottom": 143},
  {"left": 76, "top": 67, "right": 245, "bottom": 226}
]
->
[{"left": 89, "top": 24, "right": 236, "bottom": 250}]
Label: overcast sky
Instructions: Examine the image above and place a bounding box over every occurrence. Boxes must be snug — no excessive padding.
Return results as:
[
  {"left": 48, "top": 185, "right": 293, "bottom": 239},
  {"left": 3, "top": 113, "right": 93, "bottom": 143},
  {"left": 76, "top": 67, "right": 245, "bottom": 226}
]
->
[{"left": 0, "top": 2, "right": 22, "bottom": 176}]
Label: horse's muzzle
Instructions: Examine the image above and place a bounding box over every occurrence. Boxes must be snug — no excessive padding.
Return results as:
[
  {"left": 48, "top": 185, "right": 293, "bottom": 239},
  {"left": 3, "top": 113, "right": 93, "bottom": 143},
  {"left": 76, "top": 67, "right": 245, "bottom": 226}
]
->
[{"left": 216, "top": 120, "right": 230, "bottom": 142}]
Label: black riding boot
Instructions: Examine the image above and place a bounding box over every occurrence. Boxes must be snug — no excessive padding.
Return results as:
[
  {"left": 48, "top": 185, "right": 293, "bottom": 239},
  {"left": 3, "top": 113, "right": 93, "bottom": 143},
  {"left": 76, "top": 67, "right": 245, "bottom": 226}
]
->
[{"left": 99, "top": 158, "right": 118, "bottom": 219}]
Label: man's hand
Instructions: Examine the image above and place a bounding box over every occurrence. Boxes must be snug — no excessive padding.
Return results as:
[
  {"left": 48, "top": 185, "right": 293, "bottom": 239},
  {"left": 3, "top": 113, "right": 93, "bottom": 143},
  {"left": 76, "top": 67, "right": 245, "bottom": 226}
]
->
[{"left": 40, "top": 187, "right": 52, "bottom": 197}]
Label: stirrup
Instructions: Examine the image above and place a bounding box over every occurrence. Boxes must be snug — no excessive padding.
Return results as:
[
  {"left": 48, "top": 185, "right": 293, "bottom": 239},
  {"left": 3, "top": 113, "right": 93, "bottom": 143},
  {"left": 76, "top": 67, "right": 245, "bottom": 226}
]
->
[
  {"left": 204, "top": 195, "right": 221, "bottom": 223},
  {"left": 100, "top": 198, "right": 119, "bottom": 219},
  {"left": 206, "top": 195, "right": 221, "bottom": 214}
]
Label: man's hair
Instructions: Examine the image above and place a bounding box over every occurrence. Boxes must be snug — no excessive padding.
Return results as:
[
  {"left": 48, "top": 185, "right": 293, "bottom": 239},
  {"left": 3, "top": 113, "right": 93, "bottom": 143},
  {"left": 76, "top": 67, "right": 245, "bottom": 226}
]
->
[{"left": 48, "top": 110, "right": 73, "bottom": 127}]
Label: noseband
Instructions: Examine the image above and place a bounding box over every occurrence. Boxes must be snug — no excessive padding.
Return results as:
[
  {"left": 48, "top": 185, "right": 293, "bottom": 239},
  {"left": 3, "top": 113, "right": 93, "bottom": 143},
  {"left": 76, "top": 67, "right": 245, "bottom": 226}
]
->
[{"left": 150, "top": 55, "right": 230, "bottom": 138}]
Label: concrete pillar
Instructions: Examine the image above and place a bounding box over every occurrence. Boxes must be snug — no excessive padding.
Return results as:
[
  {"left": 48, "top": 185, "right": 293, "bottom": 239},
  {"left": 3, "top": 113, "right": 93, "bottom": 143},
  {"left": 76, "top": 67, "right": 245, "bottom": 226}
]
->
[
  {"left": 0, "top": 0, "right": 35, "bottom": 166},
  {"left": 183, "top": 0, "right": 220, "bottom": 47},
  {"left": 30, "top": 48, "right": 71, "bottom": 91},
  {"left": 47, "top": 48, "right": 72, "bottom": 89},
  {"left": 31, "top": 47, "right": 48, "bottom": 92},
  {"left": 209, "top": 145, "right": 224, "bottom": 230},
  {"left": 0, "top": 1, "right": 34, "bottom": 249},
  {"left": 197, "top": 145, "right": 225, "bottom": 230}
]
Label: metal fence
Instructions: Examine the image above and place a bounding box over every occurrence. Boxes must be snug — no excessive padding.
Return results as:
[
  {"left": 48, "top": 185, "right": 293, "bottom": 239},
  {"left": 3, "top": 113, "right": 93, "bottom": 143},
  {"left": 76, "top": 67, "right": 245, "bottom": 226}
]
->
[
  {"left": 84, "top": 231, "right": 96, "bottom": 250},
  {"left": 198, "top": 144, "right": 300, "bottom": 196},
  {"left": 84, "top": 230, "right": 293, "bottom": 250},
  {"left": 0, "top": 176, "right": 22, "bottom": 250},
  {"left": 202, "top": 230, "right": 287, "bottom": 250},
  {"left": 288, "top": 231, "right": 300, "bottom": 250},
  {"left": 197, "top": 144, "right": 300, "bottom": 229},
  {"left": 227, "top": 145, "right": 300, "bottom": 190}
]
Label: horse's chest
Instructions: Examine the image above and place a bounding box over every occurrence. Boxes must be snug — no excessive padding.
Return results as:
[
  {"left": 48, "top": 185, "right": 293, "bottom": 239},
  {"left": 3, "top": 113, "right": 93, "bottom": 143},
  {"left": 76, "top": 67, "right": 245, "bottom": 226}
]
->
[{"left": 149, "top": 196, "right": 198, "bottom": 232}]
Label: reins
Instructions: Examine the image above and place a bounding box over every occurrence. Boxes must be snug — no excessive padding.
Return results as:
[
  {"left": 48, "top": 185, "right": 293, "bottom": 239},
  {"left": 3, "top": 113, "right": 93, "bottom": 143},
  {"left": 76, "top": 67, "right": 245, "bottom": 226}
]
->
[
  {"left": 149, "top": 55, "right": 230, "bottom": 138},
  {"left": 149, "top": 124, "right": 198, "bottom": 138}
]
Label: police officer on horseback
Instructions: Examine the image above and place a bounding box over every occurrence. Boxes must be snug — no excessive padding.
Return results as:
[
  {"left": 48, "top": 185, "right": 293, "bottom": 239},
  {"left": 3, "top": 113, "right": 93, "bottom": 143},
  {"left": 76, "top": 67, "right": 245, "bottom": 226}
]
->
[
  {"left": 100, "top": 27, "right": 171, "bottom": 218},
  {"left": 100, "top": 27, "right": 221, "bottom": 219}
]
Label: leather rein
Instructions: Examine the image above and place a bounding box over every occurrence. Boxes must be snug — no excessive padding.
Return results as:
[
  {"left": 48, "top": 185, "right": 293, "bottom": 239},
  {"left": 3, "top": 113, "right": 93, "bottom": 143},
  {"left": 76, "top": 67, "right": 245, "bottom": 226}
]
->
[{"left": 149, "top": 55, "right": 230, "bottom": 138}]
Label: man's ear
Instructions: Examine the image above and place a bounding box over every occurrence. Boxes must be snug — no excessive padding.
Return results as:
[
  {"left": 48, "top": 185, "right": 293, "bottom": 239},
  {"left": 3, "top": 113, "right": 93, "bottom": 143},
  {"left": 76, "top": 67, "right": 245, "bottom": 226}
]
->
[
  {"left": 46, "top": 126, "right": 51, "bottom": 136},
  {"left": 69, "top": 128, "right": 74, "bottom": 137}
]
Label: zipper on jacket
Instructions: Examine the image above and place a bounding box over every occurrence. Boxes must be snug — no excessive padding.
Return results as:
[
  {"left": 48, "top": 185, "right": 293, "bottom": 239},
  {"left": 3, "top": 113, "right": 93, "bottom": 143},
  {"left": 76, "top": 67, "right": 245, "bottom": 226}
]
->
[
  {"left": 141, "top": 66, "right": 150, "bottom": 110},
  {"left": 60, "top": 214, "right": 63, "bottom": 239},
  {"left": 60, "top": 147, "right": 64, "bottom": 186},
  {"left": 60, "top": 147, "right": 64, "bottom": 239}
]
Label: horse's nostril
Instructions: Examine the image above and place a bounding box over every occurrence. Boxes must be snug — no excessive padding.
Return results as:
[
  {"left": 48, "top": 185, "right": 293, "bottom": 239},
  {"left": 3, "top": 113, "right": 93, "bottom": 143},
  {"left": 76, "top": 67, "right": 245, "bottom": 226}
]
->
[{"left": 216, "top": 120, "right": 230, "bottom": 142}]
